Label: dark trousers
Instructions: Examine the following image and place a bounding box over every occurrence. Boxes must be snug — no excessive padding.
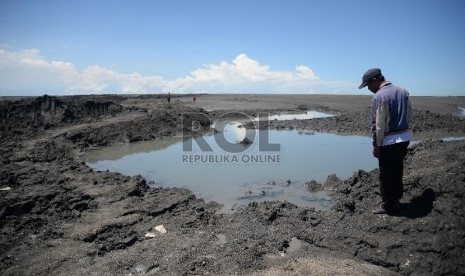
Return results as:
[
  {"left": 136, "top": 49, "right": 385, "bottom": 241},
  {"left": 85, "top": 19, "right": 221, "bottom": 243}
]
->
[{"left": 378, "top": 141, "right": 409, "bottom": 212}]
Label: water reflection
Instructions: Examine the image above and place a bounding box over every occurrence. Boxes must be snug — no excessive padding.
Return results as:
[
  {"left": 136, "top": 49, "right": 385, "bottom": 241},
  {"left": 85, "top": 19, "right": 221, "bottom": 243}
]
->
[{"left": 84, "top": 136, "right": 184, "bottom": 163}]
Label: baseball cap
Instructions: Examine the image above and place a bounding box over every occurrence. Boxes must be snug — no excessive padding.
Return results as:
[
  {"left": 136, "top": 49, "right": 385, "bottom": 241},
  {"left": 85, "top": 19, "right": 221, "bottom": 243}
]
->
[{"left": 358, "top": 68, "right": 382, "bottom": 89}]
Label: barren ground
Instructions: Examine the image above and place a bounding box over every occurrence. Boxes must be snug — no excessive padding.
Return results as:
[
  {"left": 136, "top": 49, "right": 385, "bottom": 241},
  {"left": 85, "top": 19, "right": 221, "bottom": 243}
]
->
[{"left": 1, "top": 94, "right": 465, "bottom": 275}]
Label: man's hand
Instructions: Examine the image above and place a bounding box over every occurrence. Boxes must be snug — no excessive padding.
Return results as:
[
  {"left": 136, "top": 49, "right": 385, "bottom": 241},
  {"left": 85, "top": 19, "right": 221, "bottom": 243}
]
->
[{"left": 373, "top": 146, "right": 381, "bottom": 158}]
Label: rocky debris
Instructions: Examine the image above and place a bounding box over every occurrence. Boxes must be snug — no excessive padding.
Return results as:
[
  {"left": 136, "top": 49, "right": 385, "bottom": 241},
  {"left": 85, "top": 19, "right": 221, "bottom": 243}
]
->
[
  {"left": 153, "top": 225, "right": 167, "bottom": 234},
  {"left": 126, "top": 175, "right": 150, "bottom": 197},
  {"left": 144, "top": 232, "right": 157, "bottom": 238},
  {"left": 410, "top": 109, "right": 465, "bottom": 133},
  {"left": 305, "top": 174, "right": 342, "bottom": 192},
  {"left": 240, "top": 137, "right": 253, "bottom": 144},
  {"left": 324, "top": 174, "right": 342, "bottom": 186},
  {"left": 304, "top": 180, "right": 321, "bottom": 192},
  {"left": 238, "top": 180, "right": 301, "bottom": 201},
  {"left": 181, "top": 111, "right": 212, "bottom": 135},
  {"left": 238, "top": 189, "right": 273, "bottom": 200}
]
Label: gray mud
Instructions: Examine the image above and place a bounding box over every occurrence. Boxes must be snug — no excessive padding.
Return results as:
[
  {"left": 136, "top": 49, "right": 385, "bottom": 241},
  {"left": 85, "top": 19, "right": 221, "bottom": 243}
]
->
[{"left": 1, "top": 94, "right": 465, "bottom": 275}]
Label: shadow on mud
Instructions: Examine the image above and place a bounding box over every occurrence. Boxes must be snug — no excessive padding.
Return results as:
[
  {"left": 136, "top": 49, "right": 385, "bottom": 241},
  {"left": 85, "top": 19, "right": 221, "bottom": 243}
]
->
[{"left": 398, "top": 188, "right": 436, "bottom": 219}]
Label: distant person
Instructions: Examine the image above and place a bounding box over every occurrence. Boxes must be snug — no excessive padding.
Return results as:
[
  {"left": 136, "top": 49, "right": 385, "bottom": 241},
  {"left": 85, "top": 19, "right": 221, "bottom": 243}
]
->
[
  {"left": 167, "top": 92, "right": 171, "bottom": 104},
  {"left": 193, "top": 95, "right": 196, "bottom": 104},
  {"left": 358, "top": 68, "right": 413, "bottom": 215}
]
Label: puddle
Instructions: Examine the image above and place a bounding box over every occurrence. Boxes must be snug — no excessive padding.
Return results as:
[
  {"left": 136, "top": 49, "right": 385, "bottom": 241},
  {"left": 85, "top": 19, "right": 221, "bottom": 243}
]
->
[
  {"left": 84, "top": 130, "right": 377, "bottom": 211},
  {"left": 459, "top": 106, "right": 465, "bottom": 118},
  {"left": 410, "top": 133, "right": 465, "bottom": 144},
  {"left": 253, "top": 111, "right": 333, "bottom": 121},
  {"left": 442, "top": 136, "right": 465, "bottom": 142}
]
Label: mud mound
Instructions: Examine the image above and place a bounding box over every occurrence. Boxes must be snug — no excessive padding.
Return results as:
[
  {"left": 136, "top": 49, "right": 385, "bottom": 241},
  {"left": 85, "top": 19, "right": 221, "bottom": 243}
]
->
[
  {"left": 0, "top": 95, "right": 123, "bottom": 139},
  {"left": 262, "top": 108, "right": 465, "bottom": 135}
]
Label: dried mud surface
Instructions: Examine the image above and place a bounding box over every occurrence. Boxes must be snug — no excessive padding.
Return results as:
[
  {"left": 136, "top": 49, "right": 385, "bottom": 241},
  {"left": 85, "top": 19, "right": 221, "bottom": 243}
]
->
[{"left": 1, "top": 94, "right": 465, "bottom": 275}]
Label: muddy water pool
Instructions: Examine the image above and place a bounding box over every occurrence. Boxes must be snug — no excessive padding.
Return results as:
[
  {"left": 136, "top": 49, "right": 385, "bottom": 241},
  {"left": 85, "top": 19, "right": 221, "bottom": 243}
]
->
[{"left": 84, "top": 130, "right": 379, "bottom": 211}]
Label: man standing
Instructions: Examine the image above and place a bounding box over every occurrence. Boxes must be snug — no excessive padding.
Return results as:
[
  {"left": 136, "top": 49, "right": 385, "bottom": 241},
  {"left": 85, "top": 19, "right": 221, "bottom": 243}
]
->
[{"left": 359, "top": 68, "right": 413, "bottom": 215}]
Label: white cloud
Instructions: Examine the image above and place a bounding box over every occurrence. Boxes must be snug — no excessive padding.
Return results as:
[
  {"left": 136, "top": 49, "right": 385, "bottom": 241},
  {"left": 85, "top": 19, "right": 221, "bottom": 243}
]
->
[{"left": 0, "top": 48, "right": 356, "bottom": 95}]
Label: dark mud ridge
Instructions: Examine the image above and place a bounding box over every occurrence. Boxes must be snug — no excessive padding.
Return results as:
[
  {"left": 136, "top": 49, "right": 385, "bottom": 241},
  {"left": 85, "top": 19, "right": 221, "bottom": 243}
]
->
[{"left": 1, "top": 95, "right": 465, "bottom": 275}]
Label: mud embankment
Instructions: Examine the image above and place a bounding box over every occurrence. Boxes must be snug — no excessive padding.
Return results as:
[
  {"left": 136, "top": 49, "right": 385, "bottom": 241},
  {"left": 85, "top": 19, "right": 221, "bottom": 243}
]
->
[
  {"left": 0, "top": 95, "right": 123, "bottom": 139},
  {"left": 1, "top": 95, "right": 465, "bottom": 275},
  {"left": 253, "top": 108, "right": 465, "bottom": 135}
]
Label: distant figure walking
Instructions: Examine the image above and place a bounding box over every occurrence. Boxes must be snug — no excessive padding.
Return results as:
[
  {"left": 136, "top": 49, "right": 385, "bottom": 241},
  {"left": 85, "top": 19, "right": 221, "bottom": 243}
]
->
[
  {"left": 358, "top": 68, "right": 413, "bottom": 215},
  {"left": 167, "top": 92, "right": 171, "bottom": 104},
  {"left": 193, "top": 95, "right": 196, "bottom": 104}
]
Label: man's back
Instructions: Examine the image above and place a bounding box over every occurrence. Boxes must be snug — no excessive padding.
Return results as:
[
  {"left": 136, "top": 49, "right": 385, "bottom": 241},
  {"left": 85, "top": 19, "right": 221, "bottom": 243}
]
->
[
  {"left": 371, "top": 83, "right": 411, "bottom": 135},
  {"left": 371, "top": 82, "right": 411, "bottom": 146}
]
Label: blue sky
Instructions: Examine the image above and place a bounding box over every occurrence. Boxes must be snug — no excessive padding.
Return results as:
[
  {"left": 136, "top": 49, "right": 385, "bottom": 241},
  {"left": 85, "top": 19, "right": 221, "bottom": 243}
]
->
[{"left": 1, "top": 0, "right": 464, "bottom": 96}]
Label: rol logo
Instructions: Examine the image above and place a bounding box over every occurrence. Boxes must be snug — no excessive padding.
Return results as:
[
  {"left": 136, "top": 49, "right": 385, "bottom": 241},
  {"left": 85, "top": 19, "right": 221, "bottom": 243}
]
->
[{"left": 181, "top": 112, "right": 280, "bottom": 154}]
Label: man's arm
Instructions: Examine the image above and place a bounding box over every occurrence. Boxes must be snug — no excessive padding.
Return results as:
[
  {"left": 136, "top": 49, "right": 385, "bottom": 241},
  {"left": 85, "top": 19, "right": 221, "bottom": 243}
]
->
[
  {"left": 373, "top": 102, "right": 389, "bottom": 158},
  {"left": 375, "top": 102, "right": 389, "bottom": 147}
]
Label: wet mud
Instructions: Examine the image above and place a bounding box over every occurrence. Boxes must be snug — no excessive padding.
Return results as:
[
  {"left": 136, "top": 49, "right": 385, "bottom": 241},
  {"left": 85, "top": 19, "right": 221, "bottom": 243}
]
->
[{"left": 1, "top": 94, "right": 465, "bottom": 275}]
